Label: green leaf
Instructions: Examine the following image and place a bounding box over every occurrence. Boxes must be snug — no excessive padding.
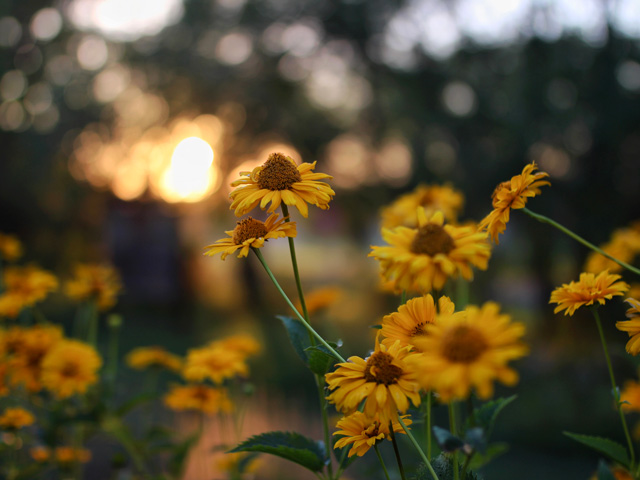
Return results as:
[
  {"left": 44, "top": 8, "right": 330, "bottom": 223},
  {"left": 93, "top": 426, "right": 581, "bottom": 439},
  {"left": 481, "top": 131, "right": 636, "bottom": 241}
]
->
[
  {"left": 168, "top": 432, "right": 201, "bottom": 477},
  {"left": 229, "top": 431, "right": 327, "bottom": 472},
  {"left": 305, "top": 344, "right": 341, "bottom": 375},
  {"left": 278, "top": 316, "right": 311, "bottom": 364},
  {"left": 468, "top": 442, "right": 508, "bottom": 470},
  {"left": 469, "top": 395, "right": 517, "bottom": 436},
  {"left": 597, "top": 460, "right": 617, "bottom": 480},
  {"left": 464, "top": 428, "right": 487, "bottom": 455},
  {"left": 432, "top": 426, "right": 464, "bottom": 453},
  {"left": 564, "top": 432, "right": 630, "bottom": 468}
]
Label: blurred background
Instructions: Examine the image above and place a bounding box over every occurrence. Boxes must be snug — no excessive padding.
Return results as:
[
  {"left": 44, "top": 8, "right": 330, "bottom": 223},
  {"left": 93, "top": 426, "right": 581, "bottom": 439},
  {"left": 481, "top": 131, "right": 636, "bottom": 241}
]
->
[{"left": 1, "top": 0, "right": 640, "bottom": 478}]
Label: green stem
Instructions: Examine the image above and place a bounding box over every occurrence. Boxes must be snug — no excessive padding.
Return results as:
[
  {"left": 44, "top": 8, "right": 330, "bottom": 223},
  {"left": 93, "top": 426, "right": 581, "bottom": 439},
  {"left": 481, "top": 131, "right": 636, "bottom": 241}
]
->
[
  {"left": 86, "top": 301, "right": 98, "bottom": 347},
  {"left": 110, "top": 425, "right": 149, "bottom": 474},
  {"left": 591, "top": 307, "right": 636, "bottom": 470},
  {"left": 397, "top": 415, "right": 439, "bottom": 480},
  {"left": 374, "top": 444, "right": 392, "bottom": 480},
  {"left": 32, "top": 306, "right": 49, "bottom": 324},
  {"left": 461, "top": 452, "right": 475, "bottom": 480},
  {"left": 448, "top": 403, "right": 459, "bottom": 480},
  {"left": 105, "top": 315, "right": 122, "bottom": 397},
  {"left": 388, "top": 420, "right": 407, "bottom": 480},
  {"left": 252, "top": 248, "right": 345, "bottom": 362},
  {"left": 401, "top": 290, "right": 407, "bottom": 305},
  {"left": 521, "top": 208, "right": 640, "bottom": 277}
]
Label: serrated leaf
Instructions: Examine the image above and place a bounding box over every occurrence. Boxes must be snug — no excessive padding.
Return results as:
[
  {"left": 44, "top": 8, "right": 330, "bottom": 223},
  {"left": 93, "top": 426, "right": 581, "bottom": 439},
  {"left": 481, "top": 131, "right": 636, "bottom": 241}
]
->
[
  {"left": 278, "top": 316, "right": 311, "bottom": 364},
  {"left": 469, "top": 395, "right": 517, "bottom": 436},
  {"left": 229, "top": 431, "right": 327, "bottom": 472},
  {"left": 305, "top": 344, "right": 341, "bottom": 375},
  {"left": 464, "top": 428, "right": 487, "bottom": 455},
  {"left": 597, "top": 460, "right": 617, "bottom": 480},
  {"left": 432, "top": 426, "right": 464, "bottom": 453},
  {"left": 564, "top": 432, "right": 630, "bottom": 468},
  {"left": 468, "top": 442, "right": 508, "bottom": 470}
]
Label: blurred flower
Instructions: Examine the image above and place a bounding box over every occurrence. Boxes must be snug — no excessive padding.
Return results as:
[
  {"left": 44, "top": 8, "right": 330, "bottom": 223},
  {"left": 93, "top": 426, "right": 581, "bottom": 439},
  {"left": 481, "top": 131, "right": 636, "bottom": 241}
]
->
[
  {"left": 183, "top": 345, "right": 248, "bottom": 383},
  {"left": 209, "top": 334, "right": 261, "bottom": 358},
  {"left": 126, "top": 346, "right": 182, "bottom": 372},
  {"left": 370, "top": 209, "right": 490, "bottom": 293},
  {"left": 616, "top": 298, "right": 640, "bottom": 355},
  {"left": 230, "top": 152, "right": 334, "bottom": 218},
  {"left": 479, "top": 162, "right": 550, "bottom": 244},
  {"left": 0, "top": 233, "right": 22, "bottom": 262},
  {"left": 410, "top": 302, "right": 528, "bottom": 402},
  {"left": 333, "top": 411, "right": 411, "bottom": 457},
  {"left": 65, "top": 263, "right": 122, "bottom": 311},
  {"left": 296, "top": 286, "right": 342, "bottom": 317},
  {"left": 0, "top": 363, "right": 9, "bottom": 396},
  {"left": 55, "top": 446, "right": 92, "bottom": 464},
  {"left": 550, "top": 271, "right": 629, "bottom": 316},
  {"left": 0, "top": 265, "right": 58, "bottom": 319},
  {"left": 30, "top": 446, "right": 51, "bottom": 462},
  {"left": 584, "top": 224, "right": 640, "bottom": 274},
  {"left": 204, "top": 213, "right": 296, "bottom": 260},
  {"left": 40, "top": 339, "right": 102, "bottom": 398},
  {"left": 380, "top": 184, "right": 464, "bottom": 229},
  {"left": 621, "top": 376, "right": 640, "bottom": 413},
  {"left": 8, "top": 325, "right": 63, "bottom": 393},
  {"left": 325, "top": 336, "right": 421, "bottom": 422},
  {"left": 381, "top": 294, "right": 457, "bottom": 351},
  {"left": 164, "top": 384, "right": 233, "bottom": 414},
  {"left": 215, "top": 452, "right": 261, "bottom": 476},
  {"left": 629, "top": 284, "right": 640, "bottom": 300},
  {"left": 0, "top": 407, "right": 35, "bottom": 429}
]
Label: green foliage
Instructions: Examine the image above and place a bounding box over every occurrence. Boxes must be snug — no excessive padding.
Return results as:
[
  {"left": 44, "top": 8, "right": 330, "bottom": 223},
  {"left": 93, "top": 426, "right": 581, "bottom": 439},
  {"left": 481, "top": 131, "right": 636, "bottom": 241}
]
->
[
  {"left": 305, "top": 344, "right": 341, "bottom": 375},
  {"left": 563, "top": 432, "right": 630, "bottom": 468},
  {"left": 278, "top": 315, "right": 311, "bottom": 364},
  {"left": 432, "top": 426, "right": 464, "bottom": 453},
  {"left": 412, "top": 455, "right": 482, "bottom": 480},
  {"left": 463, "top": 427, "right": 487, "bottom": 455},
  {"left": 168, "top": 432, "right": 201, "bottom": 478},
  {"left": 229, "top": 431, "right": 328, "bottom": 472},
  {"left": 468, "top": 442, "right": 509, "bottom": 470},
  {"left": 468, "top": 395, "right": 517, "bottom": 437}
]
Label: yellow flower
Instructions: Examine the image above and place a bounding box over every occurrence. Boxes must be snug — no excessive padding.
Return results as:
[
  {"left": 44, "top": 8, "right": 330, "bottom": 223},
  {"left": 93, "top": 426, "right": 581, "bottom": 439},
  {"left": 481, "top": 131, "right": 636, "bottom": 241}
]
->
[
  {"left": 325, "top": 336, "right": 421, "bottom": 422},
  {"left": 40, "top": 340, "right": 102, "bottom": 399},
  {"left": 8, "top": 325, "right": 63, "bottom": 393},
  {"left": 296, "top": 286, "right": 342, "bottom": 316},
  {"left": 621, "top": 377, "right": 640, "bottom": 413},
  {"left": 410, "top": 302, "right": 528, "bottom": 402},
  {"left": 0, "top": 233, "right": 23, "bottom": 262},
  {"left": 164, "top": 384, "right": 233, "bottom": 414},
  {"left": 479, "top": 162, "right": 550, "bottom": 244},
  {"left": 126, "top": 346, "right": 182, "bottom": 372},
  {"left": 616, "top": 298, "right": 640, "bottom": 355},
  {"left": 183, "top": 345, "right": 248, "bottom": 384},
  {"left": 204, "top": 212, "right": 297, "bottom": 260},
  {"left": 215, "top": 452, "right": 262, "bottom": 475},
  {"left": 65, "top": 263, "right": 122, "bottom": 311},
  {"left": 381, "top": 294, "right": 458, "bottom": 351},
  {"left": 370, "top": 209, "right": 491, "bottom": 293},
  {"left": 629, "top": 284, "right": 640, "bottom": 301},
  {"left": 381, "top": 184, "right": 464, "bottom": 229},
  {"left": 0, "top": 407, "right": 35, "bottom": 429},
  {"left": 30, "top": 446, "right": 51, "bottom": 462},
  {"left": 209, "top": 334, "right": 261, "bottom": 358},
  {"left": 333, "top": 411, "right": 411, "bottom": 457},
  {"left": 0, "top": 265, "right": 58, "bottom": 318},
  {"left": 55, "top": 446, "right": 92, "bottom": 464},
  {"left": 584, "top": 222, "right": 640, "bottom": 274},
  {"left": 230, "top": 152, "right": 335, "bottom": 218},
  {"left": 550, "top": 271, "right": 629, "bottom": 316}
]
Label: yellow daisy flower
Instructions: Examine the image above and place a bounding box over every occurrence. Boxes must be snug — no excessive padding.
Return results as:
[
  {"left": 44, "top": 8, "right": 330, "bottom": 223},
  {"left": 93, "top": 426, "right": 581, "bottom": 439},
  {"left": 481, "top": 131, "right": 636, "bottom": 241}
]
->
[
  {"left": 325, "top": 336, "right": 421, "bottom": 422},
  {"left": 0, "top": 265, "right": 58, "bottom": 318},
  {"left": 0, "top": 233, "right": 23, "bottom": 262},
  {"left": 381, "top": 184, "right": 464, "bottom": 229},
  {"left": 229, "top": 152, "right": 335, "bottom": 218},
  {"left": 370, "top": 209, "right": 491, "bottom": 293},
  {"left": 616, "top": 298, "right": 640, "bottom": 355},
  {"left": 126, "top": 346, "right": 182, "bottom": 372},
  {"left": 55, "top": 446, "right": 92, "bottom": 464},
  {"left": 0, "top": 407, "right": 35, "bottom": 429},
  {"left": 40, "top": 340, "right": 102, "bottom": 399},
  {"left": 8, "top": 325, "right": 63, "bottom": 393},
  {"left": 550, "top": 271, "right": 629, "bottom": 316},
  {"left": 209, "top": 334, "right": 261, "bottom": 358},
  {"left": 164, "top": 384, "right": 233, "bottom": 414},
  {"left": 333, "top": 411, "right": 411, "bottom": 457},
  {"left": 410, "top": 302, "right": 528, "bottom": 402},
  {"left": 30, "top": 446, "right": 51, "bottom": 462},
  {"left": 381, "top": 294, "right": 458, "bottom": 351},
  {"left": 183, "top": 345, "right": 248, "bottom": 384},
  {"left": 204, "top": 212, "right": 297, "bottom": 260},
  {"left": 584, "top": 225, "right": 640, "bottom": 274},
  {"left": 479, "top": 162, "right": 550, "bottom": 244},
  {"left": 64, "top": 263, "right": 122, "bottom": 311}
]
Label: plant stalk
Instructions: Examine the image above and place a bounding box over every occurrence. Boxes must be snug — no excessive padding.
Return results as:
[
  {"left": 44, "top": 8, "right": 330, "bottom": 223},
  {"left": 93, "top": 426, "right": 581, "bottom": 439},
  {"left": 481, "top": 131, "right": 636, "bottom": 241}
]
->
[{"left": 397, "top": 415, "right": 439, "bottom": 480}]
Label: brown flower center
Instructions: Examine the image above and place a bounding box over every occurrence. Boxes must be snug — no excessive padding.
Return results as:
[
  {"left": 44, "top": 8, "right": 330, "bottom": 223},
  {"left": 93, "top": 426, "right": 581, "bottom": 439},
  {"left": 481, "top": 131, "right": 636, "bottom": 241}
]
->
[
  {"left": 410, "top": 323, "right": 426, "bottom": 338},
  {"left": 364, "top": 421, "right": 381, "bottom": 438},
  {"left": 192, "top": 386, "right": 211, "bottom": 402},
  {"left": 257, "top": 153, "right": 302, "bottom": 190},
  {"left": 440, "top": 325, "right": 488, "bottom": 363},
  {"left": 410, "top": 223, "right": 454, "bottom": 256},
  {"left": 61, "top": 362, "right": 80, "bottom": 378},
  {"left": 232, "top": 218, "right": 268, "bottom": 245},
  {"left": 364, "top": 351, "right": 402, "bottom": 385}
]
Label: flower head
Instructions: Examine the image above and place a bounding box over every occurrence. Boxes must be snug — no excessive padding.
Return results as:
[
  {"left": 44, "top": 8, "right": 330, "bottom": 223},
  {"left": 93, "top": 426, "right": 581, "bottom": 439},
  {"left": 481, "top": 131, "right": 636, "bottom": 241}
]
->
[
  {"left": 616, "top": 298, "right": 640, "bottom": 355},
  {"left": 296, "top": 286, "right": 342, "bottom": 316},
  {"left": 230, "top": 152, "right": 334, "bottom": 218},
  {"left": 0, "top": 407, "right": 35, "bottom": 429},
  {"left": 584, "top": 225, "right": 640, "bottom": 274},
  {"left": 479, "top": 162, "right": 550, "bottom": 243},
  {"left": 204, "top": 212, "right": 296, "bottom": 260},
  {"left": 30, "top": 446, "right": 51, "bottom": 462},
  {"left": 40, "top": 340, "right": 102, "bottom": 398},
  {"left": 183, "top": 345, "right": 248, "bottom": 384},
  {"left": 65, "top": 263, "right": 122, "bottom": 311},
  {"left": 55, "top": 447, "right": 92, "bottom": 464},
  {"left": 333, "top": 411, "right": 411, "bottom": 457},
  {"left": 325, "top": 336, "right": 421, "bottom": 422},
  {"left": 370, "top": 209, "right": 491, "bottom": 293},
  {"left": 0, "top": 265, "right": 58, "bottom": 318},
  {"left": 381, "top": 184, "right": 464, "bottom": 229},
  {"left": 209, "top": 334, "right": 261, "bottom": 358},
  {"left": 381, "top": 294, "right": 458, "bottom": 351},
  {"left": 126, "top": 346, "right": 182, "bottom": 372},
  {"left": 550, "top": 271, "right": 629, "bottom": 316},
  {"left": 621, "top": 376, "right": 640, "bottom": 413},
  {"left": 8, "top": 325, "right": 63, "bottom": 392},
  {"left": 0, "top": 233, "right": 22, "bottom": 262},
  {"left": 164, "top": 384, "right": 233, "bottom": 414},
  {"left": 410, "top": 302, "right": 528, "bottom": 402}
]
